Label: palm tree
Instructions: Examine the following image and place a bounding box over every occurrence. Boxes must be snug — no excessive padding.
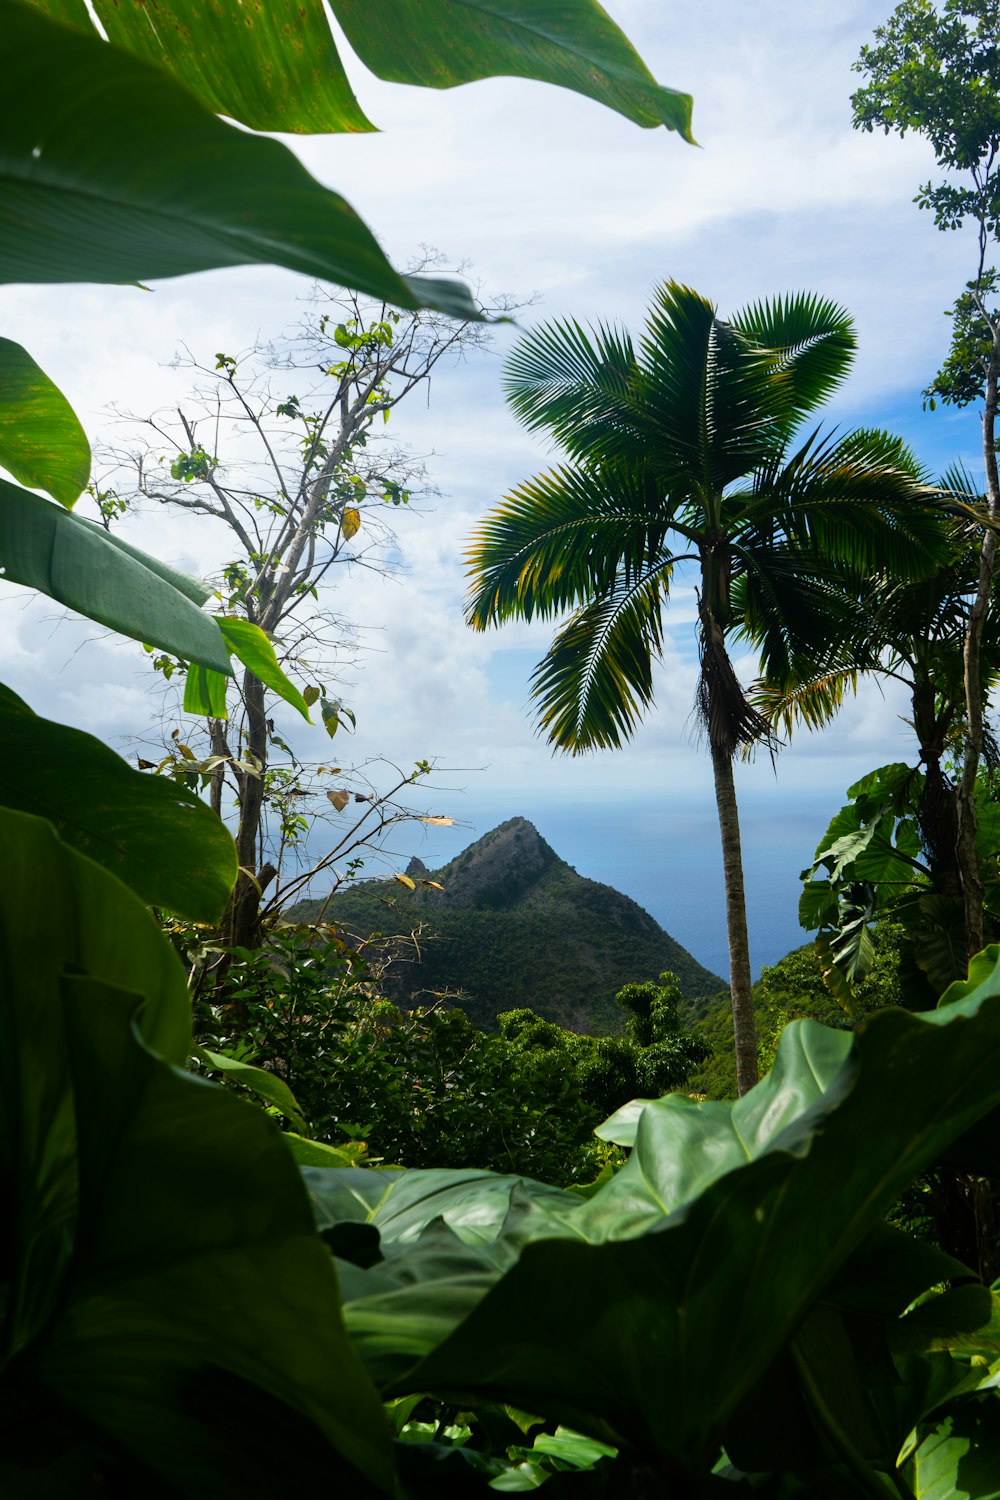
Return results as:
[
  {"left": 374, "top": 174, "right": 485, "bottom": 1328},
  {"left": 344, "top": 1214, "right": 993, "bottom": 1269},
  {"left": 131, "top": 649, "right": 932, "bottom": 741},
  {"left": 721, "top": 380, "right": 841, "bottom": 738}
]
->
[
  {"left": 753, "top": 494, "right": 1000, "bottom": 989},
  {"left": 465, "top": 283, "right": 947, "bottom": 1096}
]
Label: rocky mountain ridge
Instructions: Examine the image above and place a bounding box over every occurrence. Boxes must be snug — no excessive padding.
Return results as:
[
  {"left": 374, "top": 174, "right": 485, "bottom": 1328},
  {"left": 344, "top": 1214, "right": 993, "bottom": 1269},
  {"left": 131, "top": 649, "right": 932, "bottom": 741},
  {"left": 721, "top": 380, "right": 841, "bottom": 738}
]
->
[{"left": 292, "top": 816, "right": 725, "bottom": 1032}]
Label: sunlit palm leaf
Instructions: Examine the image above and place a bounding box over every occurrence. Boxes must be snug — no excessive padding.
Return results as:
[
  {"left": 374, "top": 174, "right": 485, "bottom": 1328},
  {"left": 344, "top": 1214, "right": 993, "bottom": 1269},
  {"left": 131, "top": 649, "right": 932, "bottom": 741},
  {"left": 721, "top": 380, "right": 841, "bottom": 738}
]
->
[
  {"left": 636, "top": 284, "right": 782, "bottom": 504},
  {"left": 503, "top": 319, "right": 641, "bottom": 464},
  {"left": 529, "top": 570, "right": 668, "bottom": 751},
  {"left": 466, "top": 464, "right": 679, "bottom": 627},
  {"left": 733, "top": 545, "right": 879, "bottom": 687},
  {"left": 749, "top": 670, "right": 863, "bottom": 738},
  {"left": 747, "top": 428, "right": 945, "bottom": 581},
  {"left": 732, "top": 293, "right": 855, "bottom": 426}
]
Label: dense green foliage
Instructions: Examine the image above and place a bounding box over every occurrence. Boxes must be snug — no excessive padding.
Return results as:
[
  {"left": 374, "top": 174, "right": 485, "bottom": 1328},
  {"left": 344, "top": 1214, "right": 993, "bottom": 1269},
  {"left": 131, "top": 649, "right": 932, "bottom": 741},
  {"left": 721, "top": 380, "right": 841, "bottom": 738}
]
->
[
  {"left": 685, "top": 933, "right": 903, "bottom": 1099},
  {"left": 800, "top": 763, "right": 1000, "bottom": 1008},
  {"left": 12, "top": 848, "right": 1000, "bottom": 1495},
  {"left": 194, "top": 932, "right": 708, "bottom": 1181},
  {"left": 292, "top": 817, "right": 723, "bottom": 1030}
]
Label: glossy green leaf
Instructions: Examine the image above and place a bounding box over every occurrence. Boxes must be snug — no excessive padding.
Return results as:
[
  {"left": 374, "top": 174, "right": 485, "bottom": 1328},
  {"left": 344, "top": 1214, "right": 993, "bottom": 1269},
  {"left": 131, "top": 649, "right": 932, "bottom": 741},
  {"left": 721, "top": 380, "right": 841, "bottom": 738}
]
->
[
  {"left": 183, "top": 662, "right": 229, "bottom": 719},
  {"left": 0, "top": 810, "right": 393, "bottom": 1492},
  {"left": 329, "top": 0, "right": 694, "bottom": 139},
  {"left": 0, "top": 687, "right": 236, "bottom": 920},
  {"left": 401, "top": 994, "right": 1000, "bottom": 1469},
  {"left": 217, "top": 616, "right": 311, "bottom": 721},
  {"left": 2, "top": 807, "right": 191, "bottom": 1070},
  {"left": 903, "top": 1397, "right": 1000, "bottom": 1499},
  {"left": 305, "top": 1164, "right": 569, "bottom": 1245},
  {"left": 0, "top": 2, "right": 478, "bottom": 318},
  {"left": 0, "top": 808, "right": 190, "bottom": 1361},
  {"left": 0, "top": 337, "right": 90, "bottom": 505},
  {"left": 30, "top": 978, "right": 394, "bottom": 1497},
  {"left": 306, "top": 1168, "right": 576, "bottom": 1386},
  {"left": 193, "top": 1045, "right": 309, "bottom": 1135},
  {"left": 285, "top": 1135, "right": 359, "bottom": 1169},
  {"left": 0, "top": 478, "right": 231, "bottom": 671},
  {"left": 91, "top": 0, "right": 375, "bottom": 134},
  {"left": 31, "top": 0, "right": 693, "bottom": 138}
]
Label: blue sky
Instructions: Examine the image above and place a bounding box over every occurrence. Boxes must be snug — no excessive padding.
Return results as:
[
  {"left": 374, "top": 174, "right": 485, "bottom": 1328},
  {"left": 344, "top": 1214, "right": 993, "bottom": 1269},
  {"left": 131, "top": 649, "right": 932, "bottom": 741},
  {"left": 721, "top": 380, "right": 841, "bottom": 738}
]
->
[{"left": 0, "top": 1, "right": 990, "bottom": 975}]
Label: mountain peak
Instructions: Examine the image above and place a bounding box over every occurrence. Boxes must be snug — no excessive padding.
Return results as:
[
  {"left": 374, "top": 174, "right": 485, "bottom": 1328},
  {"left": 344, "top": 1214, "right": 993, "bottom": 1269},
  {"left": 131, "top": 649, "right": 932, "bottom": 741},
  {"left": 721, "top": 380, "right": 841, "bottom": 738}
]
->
[{"left": 430, "top": 816, "right": 561, "bottom": 909}]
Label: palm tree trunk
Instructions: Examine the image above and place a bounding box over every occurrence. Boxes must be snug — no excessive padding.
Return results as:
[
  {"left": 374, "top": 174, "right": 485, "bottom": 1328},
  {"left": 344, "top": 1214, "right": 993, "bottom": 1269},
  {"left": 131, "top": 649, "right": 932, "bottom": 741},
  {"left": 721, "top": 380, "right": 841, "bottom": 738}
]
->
[{"left": 710, "top": 742, "right": 759, "bottom": 1096}]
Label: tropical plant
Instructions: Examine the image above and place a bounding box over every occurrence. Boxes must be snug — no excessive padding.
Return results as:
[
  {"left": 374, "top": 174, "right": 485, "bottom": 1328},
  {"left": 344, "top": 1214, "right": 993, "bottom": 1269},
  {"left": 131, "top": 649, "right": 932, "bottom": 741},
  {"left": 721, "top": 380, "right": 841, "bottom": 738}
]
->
[
  {"left": 102, "top": 274, "right": 513, "bottom": 946},
  {"left": 853, "top": 0, "right": 1000, "bottom": 959},
  {"left": 800, "top": 760, "right": 1000, "bottom": 1010},
  {"left": 296, "top": 957, "right": 1000, "bottom": 1496},
  {"left": 465, "top": 281, "right": 947, "bottom": 1095},
  {"left": 753, "top": 496, "right": 1000, "bottom": 983},
  {"left": 195, "top": 939, "right": 708, "bottom": 1181},
  {"left": 0, "top": 3, "right": 701, "bottom": 1490}
]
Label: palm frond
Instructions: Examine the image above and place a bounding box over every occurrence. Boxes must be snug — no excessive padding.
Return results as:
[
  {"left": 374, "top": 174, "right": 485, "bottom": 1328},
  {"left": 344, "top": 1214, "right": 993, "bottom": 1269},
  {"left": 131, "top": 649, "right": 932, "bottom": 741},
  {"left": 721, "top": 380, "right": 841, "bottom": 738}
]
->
[
  {"left": 529, "top": 569, "right": 669, "bottom": 752},
  {"left": 732, "top": 292, "right": 856, "bottom": 425},
  {"left": 465, "top": 464, "right": 678, "bottom": 629},
  {"left": 746, "top": 426, "right": 949, "bottom": 582},
  {"left": 503, "top": 318, "right": 641, "bottom": 464},
  {"left": 748, "top": 669, "right": 863, "bottom": 738},
  {"left": 635, "top": 282, "right": 784, "bottom": 505},
  {"left": 732, "top": 542, "right": 882, "bottom": 687}
]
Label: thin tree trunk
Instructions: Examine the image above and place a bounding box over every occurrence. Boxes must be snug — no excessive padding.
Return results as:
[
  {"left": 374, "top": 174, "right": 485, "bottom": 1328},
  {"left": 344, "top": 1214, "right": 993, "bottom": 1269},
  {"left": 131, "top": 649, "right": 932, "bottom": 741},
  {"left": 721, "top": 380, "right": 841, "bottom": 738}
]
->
[
  {"left": 223, "top": 669, "right": 269, "bottom": 950},
  {"left": 710, "top": 742, "right": 759, "bottom": 1096},
  {"left": 957, "top": 339, "right": 1000, "bottom": 963}
]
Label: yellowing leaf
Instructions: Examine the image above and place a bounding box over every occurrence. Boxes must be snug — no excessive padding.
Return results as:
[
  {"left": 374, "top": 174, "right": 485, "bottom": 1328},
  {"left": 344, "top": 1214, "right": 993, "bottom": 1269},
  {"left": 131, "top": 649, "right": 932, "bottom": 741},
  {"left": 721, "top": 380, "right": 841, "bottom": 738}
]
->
[
  {"left": 393, "top": 872, "right": 416, "bottom": 890},
  {"left": 420, "top": 815, "right": 455, "bottom": 826},
  {"left": 303, "top": 685, "right": 320, "bottom": 707},
  {"left": 341, "top": 507, "right": 361, "bottom": 540},
  {"left": 420, "top": 880, "right": 445, "bottom": 891},
  {"left": 327, "top": 789, "right": 350, "bottom": 812}
]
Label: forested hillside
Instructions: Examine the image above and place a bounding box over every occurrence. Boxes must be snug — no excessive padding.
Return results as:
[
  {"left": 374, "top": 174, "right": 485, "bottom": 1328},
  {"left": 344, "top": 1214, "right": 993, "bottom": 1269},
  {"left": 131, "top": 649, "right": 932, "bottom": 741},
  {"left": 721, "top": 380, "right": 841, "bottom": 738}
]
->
[{"left": 291, "top": 817, "right": 723, "bottom": 1030}]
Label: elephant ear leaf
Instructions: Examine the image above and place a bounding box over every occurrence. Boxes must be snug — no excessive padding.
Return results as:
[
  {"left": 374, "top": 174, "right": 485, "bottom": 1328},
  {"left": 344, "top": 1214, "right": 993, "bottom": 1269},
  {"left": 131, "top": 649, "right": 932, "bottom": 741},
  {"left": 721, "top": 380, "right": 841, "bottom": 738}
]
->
[
  {"left": 0, "top": 338, "right": 90, "bottom": 506},
  {"left": 327, "top": 0, "right": 695, "bottom": 138}
]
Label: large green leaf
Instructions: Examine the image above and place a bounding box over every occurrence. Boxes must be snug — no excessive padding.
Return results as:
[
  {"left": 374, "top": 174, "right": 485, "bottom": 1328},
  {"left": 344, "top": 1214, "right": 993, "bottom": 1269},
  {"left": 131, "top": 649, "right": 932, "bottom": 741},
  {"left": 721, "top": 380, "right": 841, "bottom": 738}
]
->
[
  {"left": 28, "top": 980, "right": 394, "bottom": 1497},
  {"left": 0, "top": 337, "right": 90, "bottom": 506},
  {"left": 0, "top": 808, "right": 394, "bottom": 1493},
  {"left": 30, "top": 0, "right": 692, "bottom": 139},
  {"left": 0, "top": 808, "right": 190, "bottom": 1363},
  {"left": 0, "top": 2, "right": 476, "bottom": 317},
  {"left": 0, "top": 685, "right": 236, "bottom": 921},
  {"left": 193, "top": 1044, "right": 309, "bottom": 1135},
  {"left": 399, "top": 993, "right": 1000, "bottom": 1471},
  {"left": 329, "top": 0, "right": 694, "bottom": 138},
  {"left": 903, "top": 1397, "right": 1000, "bottom": 1499},
  {"left": 217, "top": 616, "right": 312, "bottom": 722},
  {"left": 0, "top": 478, "right": 232, "bottom": 671},
  {"left": 305, "top": 1169, "right": 575, "bottom": 1387},
  {"left": 305, "top": 1164, "right": 570, "bottom": 1245},
  {"left": 90, "top": 0, "right": 374, "bottom": 134}
]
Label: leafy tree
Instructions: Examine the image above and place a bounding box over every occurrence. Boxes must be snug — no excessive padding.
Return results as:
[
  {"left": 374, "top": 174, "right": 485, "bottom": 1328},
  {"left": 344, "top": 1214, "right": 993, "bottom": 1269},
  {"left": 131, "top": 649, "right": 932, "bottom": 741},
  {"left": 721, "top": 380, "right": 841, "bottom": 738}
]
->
[
  {"left": 103, "top": 274, "right": 508, "bottom": 946},
  {"left": 0, "top": 4, "right": 699, "bottom": 1491},
  {"left": 197, "top": 943, "right": 709, "bottom": 1182},
  {"left": 853, "top": 0, "right": 1000, "bottom": 960},
  {"left": 755, "top": 499, "right": 1000, "bottom": 987},
  {"left": 466, "top": 281, "right": 946, "bottom": 1096}
]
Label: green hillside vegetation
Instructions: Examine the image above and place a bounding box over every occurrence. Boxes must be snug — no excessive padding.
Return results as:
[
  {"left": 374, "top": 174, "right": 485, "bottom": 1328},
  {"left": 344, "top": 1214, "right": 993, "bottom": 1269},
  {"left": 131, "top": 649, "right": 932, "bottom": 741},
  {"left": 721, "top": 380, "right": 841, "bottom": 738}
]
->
[
  {"left": 685, "top": 925, "right": 904, "bottom": 1098},
  {"left": 290, "top": 817, "right": 723, "bottom": 1030}
]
